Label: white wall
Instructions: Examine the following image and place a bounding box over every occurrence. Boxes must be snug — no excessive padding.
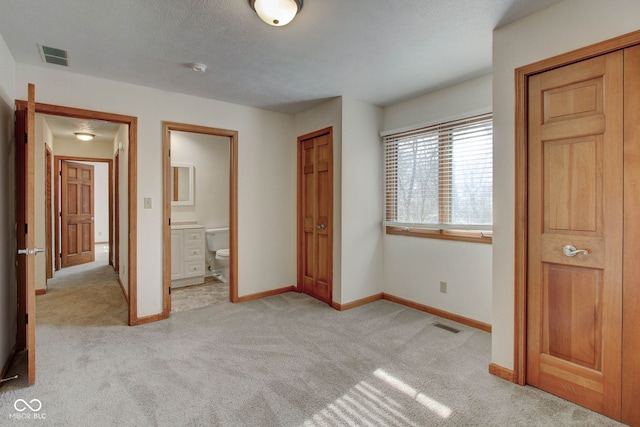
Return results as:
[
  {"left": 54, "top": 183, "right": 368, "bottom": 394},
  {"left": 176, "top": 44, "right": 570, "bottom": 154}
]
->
[
  {"left": 15, "top": 64, "right": 296, "bottom": 315},
  {"left": 0, "top": 33, "right": 16, "bottom": 369},
  {"left": 170, "top": 132, "right": 230, "bottom": 229},
  {"left": 381, "top": 74, "right": 493, "bottom": 324},
  {"left": 492, "top": 0, "right": 640, "bottom": 369},
  {"left": 294, "top": 98, "right": 343, "bottom": 303},
  {"left": 78, "top": 162, "right": 109, "bottom": 243},
  {"left": 340, "top": 97, "right": 384, "bottom": 303},
  {"left": 54, "top": 137, "right": 114, "bottom": 159}
]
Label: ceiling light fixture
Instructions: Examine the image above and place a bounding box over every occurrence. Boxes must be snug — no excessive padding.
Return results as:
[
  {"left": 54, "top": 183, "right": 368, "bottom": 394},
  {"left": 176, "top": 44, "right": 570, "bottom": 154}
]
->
[
  {"left": 249, "top": 0, "right": 303, "bottom": 27},
  {"left": 74, "top": 132, "right": 95, "bottom": 141}
]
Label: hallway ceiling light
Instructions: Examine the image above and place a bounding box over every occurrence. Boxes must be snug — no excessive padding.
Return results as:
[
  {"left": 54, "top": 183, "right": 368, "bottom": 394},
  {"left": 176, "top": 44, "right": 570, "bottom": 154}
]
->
[
  {"left": 249, "top": 0, "right": 303, "bottom": 27},
  {"left": 74, "top": 132, "right": 95, "bottom": 141}
]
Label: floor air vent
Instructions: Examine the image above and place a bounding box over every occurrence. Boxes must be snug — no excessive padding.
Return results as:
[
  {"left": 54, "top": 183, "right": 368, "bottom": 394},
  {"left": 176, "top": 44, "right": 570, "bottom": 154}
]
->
[
  {"left": 433, "top": 323, "right": 460, "bottom": 334},
  {"left": 39, "top": 44, "right": 69, "bottom": 66}
]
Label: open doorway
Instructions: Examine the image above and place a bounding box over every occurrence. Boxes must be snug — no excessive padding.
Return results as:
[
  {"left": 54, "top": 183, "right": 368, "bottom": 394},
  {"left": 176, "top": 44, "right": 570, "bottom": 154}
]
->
[
  {"left": 161, "top": 121, "right": 238, "bottom": 316},
  {"left": 17, "top": 100, "right": 138, "bottom": 325}
]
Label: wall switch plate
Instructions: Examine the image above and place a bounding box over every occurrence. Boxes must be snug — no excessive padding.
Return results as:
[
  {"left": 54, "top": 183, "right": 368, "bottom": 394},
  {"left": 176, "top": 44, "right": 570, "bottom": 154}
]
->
[
  {"left": 144, "top": 197, "right": 152, "bottom": 209},
  {"left": 440, "top": 281, "right": 447, "bottom": 293}
]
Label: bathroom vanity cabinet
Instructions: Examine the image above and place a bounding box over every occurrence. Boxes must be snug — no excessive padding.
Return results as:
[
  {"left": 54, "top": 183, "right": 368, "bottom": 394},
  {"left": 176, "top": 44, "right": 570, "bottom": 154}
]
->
[{"left": 171, "top": 224, "right": 206, "bottom": 288}]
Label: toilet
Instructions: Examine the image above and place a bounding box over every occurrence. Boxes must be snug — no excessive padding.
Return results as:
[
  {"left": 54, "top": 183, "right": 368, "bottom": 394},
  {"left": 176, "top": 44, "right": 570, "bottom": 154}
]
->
[{"left": 205, "top": 228, "right": 230, "bottom": 282}]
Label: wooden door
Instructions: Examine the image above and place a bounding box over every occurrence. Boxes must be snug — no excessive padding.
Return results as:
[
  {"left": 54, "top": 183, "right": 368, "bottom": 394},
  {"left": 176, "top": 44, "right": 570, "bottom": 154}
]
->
[
  {"left": 114, "top": 151, "right": 119, "bottom": 271},
  {"left": 527, "top": 52, "right": 623, "bottom": 418},
  {"left": 622, "top": 44, "right": 640, "bottom": 427},
  {"left": 45, "top": 146, "right": 53, "bottom": 280},
  {"left": 298, "top": 128, "right": 333, "bottom": 305},
  {"left": 15, "top": 83, "right": 37, "bottom": 384},
  {"left": 61, "top": 160, "right": 95, "bottom": 267}
]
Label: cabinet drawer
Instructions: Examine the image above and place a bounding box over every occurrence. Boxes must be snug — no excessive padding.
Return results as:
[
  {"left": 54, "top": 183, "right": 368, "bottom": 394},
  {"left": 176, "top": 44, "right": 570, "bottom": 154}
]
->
[
  {"left": 183, "top": 261, "right": 205, "bottom": 278},
  {"left": 184, "top": 246, "right": 204, "bottom": 261},
  {"left": 184, "top": 230, "right": 204, "bottom": 244}
]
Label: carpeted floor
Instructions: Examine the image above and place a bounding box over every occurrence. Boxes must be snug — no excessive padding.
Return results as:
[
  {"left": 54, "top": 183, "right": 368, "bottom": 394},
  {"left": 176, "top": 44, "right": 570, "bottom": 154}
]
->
[{"left": 0, "top": 255, "right": 623, "bottom": 426}]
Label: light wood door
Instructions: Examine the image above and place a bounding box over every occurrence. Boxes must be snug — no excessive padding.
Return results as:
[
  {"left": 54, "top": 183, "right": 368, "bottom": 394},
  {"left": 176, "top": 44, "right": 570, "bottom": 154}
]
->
[
  {"left": 298, "top": 128, "right": 333, "bottom": 305},
  {"left": 15, "top": 83, "right": 37, "bottom": 384},
  {"left": 61, "top": 160, "right": 95, "bottom": 267},
  {"left": 527, "top": 52, "right": 623, "bottom": 418},
  {"left": 622, "top": 44, "right": 640, "bottom": 427}
]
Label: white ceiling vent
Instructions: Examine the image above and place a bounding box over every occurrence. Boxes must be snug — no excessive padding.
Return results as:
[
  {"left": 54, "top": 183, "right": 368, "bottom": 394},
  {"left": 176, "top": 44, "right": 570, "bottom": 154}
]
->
[{"left": 38, "top": 44, "right": 69, "bottom": 66}]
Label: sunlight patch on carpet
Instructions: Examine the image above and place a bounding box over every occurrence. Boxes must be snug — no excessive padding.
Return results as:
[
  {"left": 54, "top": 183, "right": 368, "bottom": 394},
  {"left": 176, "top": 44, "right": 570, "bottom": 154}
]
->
[
  {"left": 302, "top": 367, "right": 455, "bottom": 426},
  {"left": 374, "top": 368, "right": 452, "bottom": 418}
]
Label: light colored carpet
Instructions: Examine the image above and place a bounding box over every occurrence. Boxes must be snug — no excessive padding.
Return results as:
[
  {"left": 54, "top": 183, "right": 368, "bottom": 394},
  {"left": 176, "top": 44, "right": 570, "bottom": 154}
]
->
[{"left": 0, "top": 257, "right": 623, "bottom": 426}]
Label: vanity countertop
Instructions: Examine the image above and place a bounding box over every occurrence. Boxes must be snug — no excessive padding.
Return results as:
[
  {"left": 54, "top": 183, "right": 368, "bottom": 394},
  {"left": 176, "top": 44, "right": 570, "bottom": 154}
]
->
[{"left": 171, "top": 223, "right": 205, "bottom": 230}]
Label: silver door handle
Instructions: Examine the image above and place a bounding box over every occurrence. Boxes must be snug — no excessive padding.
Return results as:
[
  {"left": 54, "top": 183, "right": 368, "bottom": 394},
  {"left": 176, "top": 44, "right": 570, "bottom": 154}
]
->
[
  {"left": 315, "top": 224, "right": 326, "bottom": 230},
  {"left": 563, "top": 245, "right": 589, "bottom": 257},
  {"left": 17, "top": 248, "right": 44, "bottom": 256}
]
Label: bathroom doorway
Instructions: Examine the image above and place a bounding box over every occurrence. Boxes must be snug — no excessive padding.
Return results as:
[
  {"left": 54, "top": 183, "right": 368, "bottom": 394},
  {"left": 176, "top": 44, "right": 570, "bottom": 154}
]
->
[{"left": 161, "top": 122, "right": 238, "bottom": 316}]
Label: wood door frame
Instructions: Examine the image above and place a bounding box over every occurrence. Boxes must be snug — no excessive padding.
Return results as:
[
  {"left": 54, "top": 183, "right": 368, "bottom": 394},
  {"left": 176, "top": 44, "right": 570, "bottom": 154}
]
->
[
  {"left": 45, "top": 145, "right": 53, "bottom": 281},
  {"left": 296, "top": 127, "right": 334, "bottom": 304},
  {"left": 55, "top": 156, "right": 111, "bottom": 269},
  {"left": 514, "top": 28, "right": 640, "bottom": 386},
  {"left": 114, "top": 151, "right": 120, "bottom": 271},
  {"left": 18, "top": 101, "right": 139, "bottom": 325},
  {"left": 161, "top": 121, "right": 239, "bottom": 317}
]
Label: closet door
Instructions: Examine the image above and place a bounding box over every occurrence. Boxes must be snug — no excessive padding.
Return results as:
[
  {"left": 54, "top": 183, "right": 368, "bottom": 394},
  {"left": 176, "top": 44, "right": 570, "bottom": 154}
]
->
[
  {"left": 526, "top": 51, "right": 623, "bottom": 419},
  {"left": 298, "top": 128, "right": 333, "bottom": 305},
  {"left": 623, "top": 44, "right": 640, "bottom": 427}
]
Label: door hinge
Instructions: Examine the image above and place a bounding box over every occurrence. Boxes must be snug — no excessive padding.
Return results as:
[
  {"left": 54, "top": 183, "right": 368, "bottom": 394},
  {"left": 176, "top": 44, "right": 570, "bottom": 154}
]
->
[
  {"left": 168, "top": 218, "right": 171, "bottom": 226},
  {"left": 168, "top": 149, "right": 171, "bottom": 157},
  {"left": 25, "top": 314, "right": 28, "bottom": 324},
  {"left": 24, "top": 223, "right": 27, "bottom": 234},
  {"left": 168, "top": 287, "right": 171, "bottom": 295},
  {"left": 23, "top": 132, "right": 27, "bottom": 144}
]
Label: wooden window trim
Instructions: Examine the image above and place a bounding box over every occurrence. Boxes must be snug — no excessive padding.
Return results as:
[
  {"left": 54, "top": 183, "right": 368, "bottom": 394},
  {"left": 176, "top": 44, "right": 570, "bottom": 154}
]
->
[{"left": 385, "top": 226, "right": 492, "bottom": 244}]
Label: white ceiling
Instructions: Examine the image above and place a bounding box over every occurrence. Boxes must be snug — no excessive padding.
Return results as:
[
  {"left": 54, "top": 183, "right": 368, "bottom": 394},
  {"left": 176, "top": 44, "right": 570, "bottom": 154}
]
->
[
  {"left": 42, "top": 114, "right": 121, "bottom": 143},
  {"left": 0, "top": 0, "right": 563, "bottom": 114}
]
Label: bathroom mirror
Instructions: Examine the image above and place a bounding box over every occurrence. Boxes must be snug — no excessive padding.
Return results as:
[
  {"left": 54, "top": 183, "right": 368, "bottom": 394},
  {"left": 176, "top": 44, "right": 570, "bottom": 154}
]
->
[{"left": 170, "top": 163, "right": 194, "bottom": 206}]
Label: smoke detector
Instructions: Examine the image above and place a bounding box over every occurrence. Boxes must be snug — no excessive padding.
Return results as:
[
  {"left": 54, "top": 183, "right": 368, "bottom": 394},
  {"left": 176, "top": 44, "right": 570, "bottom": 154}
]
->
[{"left": 191, "top": 63, "right": 207, "bottom": 73}]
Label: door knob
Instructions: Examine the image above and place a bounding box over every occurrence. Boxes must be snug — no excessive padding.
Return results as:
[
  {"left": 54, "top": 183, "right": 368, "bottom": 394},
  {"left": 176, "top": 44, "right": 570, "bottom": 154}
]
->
[
  {"left": 315, "top": 224, "right": 326, "bottom": 230},
  {"left": 563, "top": 245, "right": 589, "bottom": 257}
]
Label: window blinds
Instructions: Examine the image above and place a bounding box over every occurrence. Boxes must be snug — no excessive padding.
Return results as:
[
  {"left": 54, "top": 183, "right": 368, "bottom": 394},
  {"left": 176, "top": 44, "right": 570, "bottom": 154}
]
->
[{"left": 384, "top": 113, "right": 493, "bottom": 230}]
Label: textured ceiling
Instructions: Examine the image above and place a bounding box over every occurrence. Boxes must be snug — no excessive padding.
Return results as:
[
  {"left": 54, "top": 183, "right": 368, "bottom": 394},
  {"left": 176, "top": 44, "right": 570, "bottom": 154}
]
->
[
  {"left": 0, "top": 0, "right": 563, "bottom": 114},
  {"left": 42, "top": 114, "right": 121, "bottom": 143}
]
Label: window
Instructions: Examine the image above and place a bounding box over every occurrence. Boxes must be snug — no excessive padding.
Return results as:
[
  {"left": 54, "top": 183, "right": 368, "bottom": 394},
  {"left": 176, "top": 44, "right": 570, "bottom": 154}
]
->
[{"left": 383, "top": 113, "right": 493, "bottom": 243}]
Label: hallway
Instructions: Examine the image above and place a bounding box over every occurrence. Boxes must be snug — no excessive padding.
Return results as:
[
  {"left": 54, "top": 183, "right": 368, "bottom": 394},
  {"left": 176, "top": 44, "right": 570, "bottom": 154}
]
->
[{"left": 38, "top": 244, "right": 127, "bottom": 326}]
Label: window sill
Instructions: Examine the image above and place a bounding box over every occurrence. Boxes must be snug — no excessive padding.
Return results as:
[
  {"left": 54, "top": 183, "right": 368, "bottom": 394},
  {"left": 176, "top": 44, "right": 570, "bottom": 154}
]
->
[{"left": 385, "top": 226, "right": 492, "bottom": 244}]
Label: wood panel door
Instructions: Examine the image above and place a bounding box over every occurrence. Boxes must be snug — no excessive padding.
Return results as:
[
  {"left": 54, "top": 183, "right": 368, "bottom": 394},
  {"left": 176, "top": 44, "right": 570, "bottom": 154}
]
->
[
  {"left": 622, "top": 44, "right": 640, "bottom": 427},
  {"left": 15, "top": 83, "right": 37, "bottom": 384},
  {"left": 298, "top": 128, "right": 333, "bottom": 305},
  {"left": 61, "top": 160, "right": 95, "bottom": 267},
  {"left": 527, "top": 52, "right": 623, "bottom": 418}
]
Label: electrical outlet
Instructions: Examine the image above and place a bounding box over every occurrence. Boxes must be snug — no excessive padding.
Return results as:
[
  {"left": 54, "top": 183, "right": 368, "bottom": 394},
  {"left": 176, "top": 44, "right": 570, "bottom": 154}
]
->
[
  {"left": 440, "top": 281, "right": 448, "bottom": 293},
  {"left": 144, "top": 197, "right": 152, "bottom": 209}
]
